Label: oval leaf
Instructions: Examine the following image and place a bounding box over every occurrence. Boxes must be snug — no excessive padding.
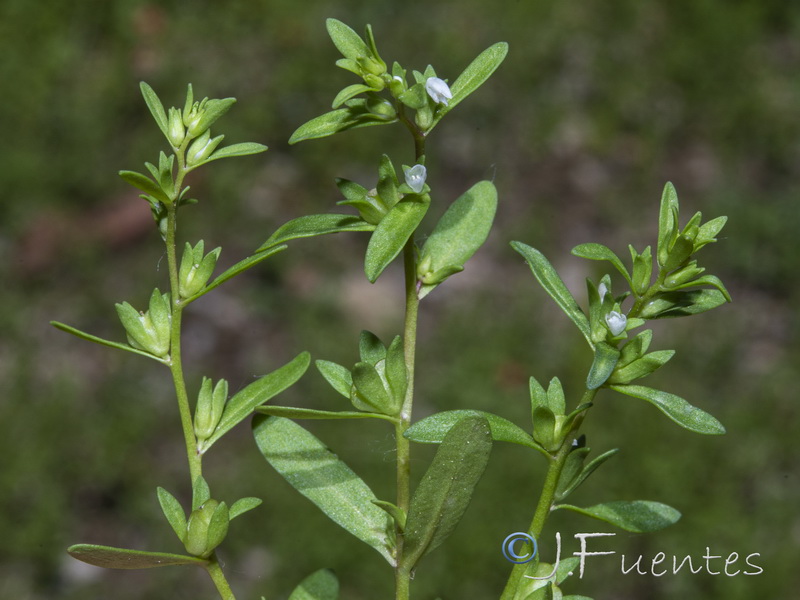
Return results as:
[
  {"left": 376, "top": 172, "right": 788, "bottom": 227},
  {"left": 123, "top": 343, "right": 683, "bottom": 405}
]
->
[
  {"left": 418, "top": 181, "right": 497, "bottom": 298},
  {"left": 365, "top": 196, "right": 429, "bottom": 283},
  {"left": 258, "top": 214, "right": 374, "bottom": 252},
  {"left": 608, "top": 384, "right": 725, "bottom": 434},
  {"left": 511, "top": 242, "right": 593, "bottom": 347},
  {"left": 555, "top": 500, "right": 681, "bottom": 533},
  {"left": 253, "top": 415, "right": 395, "bottom": 565},
  {"left": 68, "top": 544, "right": 205, "bottom": 569},
  {"left": 139, "top": 82, "right": 169, "bottom": 140},
  {"left": 157, "top": 487, "right": 187, "bottom": 542},
  {"left": 315, "top": 360, "right": 353, "bottom": 398},
  {"left": 199, "top": 352, "right": 311, "bottom": 452},
  {"left": 326, "top": 18, "right": 368, "bottom": 61},
  {"left": 289, "top": 568, "right": 340, "bottom": 600},
  {"left": 402, "top": 415, "right": 493, "bottom": 570}
]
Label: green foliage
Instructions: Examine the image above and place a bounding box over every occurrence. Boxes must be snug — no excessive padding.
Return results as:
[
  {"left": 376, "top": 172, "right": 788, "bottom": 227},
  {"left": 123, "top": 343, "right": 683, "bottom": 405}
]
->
[
  {"left": 289, "top": 569, "right": 340, "bottom": 600},
  {"left": 66, "top": 544, "right": 206, "bottom": 569},
  {"left": 555, "top": 500, "right": 681, "bottom": 533}
]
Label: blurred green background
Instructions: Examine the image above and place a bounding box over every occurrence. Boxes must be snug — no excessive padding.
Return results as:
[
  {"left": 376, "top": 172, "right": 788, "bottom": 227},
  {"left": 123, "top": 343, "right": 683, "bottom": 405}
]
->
[{"left": 2, "top": 0, "right": 798, "bottom": 598}]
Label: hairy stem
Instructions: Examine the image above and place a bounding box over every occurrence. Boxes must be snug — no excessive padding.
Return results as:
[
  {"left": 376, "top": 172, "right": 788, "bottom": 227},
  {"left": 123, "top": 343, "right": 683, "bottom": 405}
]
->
[{"left": 500, "top": 389, "right": 597, "bottom": 599}]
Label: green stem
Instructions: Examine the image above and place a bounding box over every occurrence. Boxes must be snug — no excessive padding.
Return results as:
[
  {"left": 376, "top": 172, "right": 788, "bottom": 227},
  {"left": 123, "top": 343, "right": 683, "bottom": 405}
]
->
[
  {"left": 499, "top": 389, "right": 597, "bottom": 600},
  {"left": 394, "top": 128, "right": 425, "bottom": 600},
  {"left": 206, "top": 555, "right": 236, "bottom": 600},
  {"left": 165, "top": 204, "right": 202, "bottom": 485}
]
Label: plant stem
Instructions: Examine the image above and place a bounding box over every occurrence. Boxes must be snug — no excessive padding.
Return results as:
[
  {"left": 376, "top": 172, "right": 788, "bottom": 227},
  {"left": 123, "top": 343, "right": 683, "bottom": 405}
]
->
[
  {"left": 206, "top": 554, "right": 237, "bottom": 600},
  {"left": 394, "top": 126, "right": 426, "bottom": 600},
  {"left": 499, "top": 389, "right": 597, "bottom": 600},
  {"left": 165, "top": 203, "right": 202, "bottom": 485}
]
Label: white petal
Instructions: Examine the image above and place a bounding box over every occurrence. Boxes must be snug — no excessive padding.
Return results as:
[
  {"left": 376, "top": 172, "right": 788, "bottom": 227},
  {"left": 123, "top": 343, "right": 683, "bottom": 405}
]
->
[
  {"left": 403, "top": 164, "right": 427, "bottom": 193},
  {"left": 425, "top": 77, "right": 452, "bottom": 106},
  {"left": 605, "top": 311, "right": 627, "bottom": 336}
]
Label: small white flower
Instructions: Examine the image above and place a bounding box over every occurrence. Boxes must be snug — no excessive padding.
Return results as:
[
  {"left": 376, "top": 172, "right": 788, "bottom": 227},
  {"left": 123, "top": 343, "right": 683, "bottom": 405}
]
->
[
  {"left": 403, "top": 164, "right": 427, "bottom": 193},
  {"left": 425, "top": 77, "right": 452, "bottom": 106},
  {"left": 598, "top": 282, "right": 608, "bottom": 302},
  {"left": 605, "top": 311, "right": 627, "bottom": 336}
]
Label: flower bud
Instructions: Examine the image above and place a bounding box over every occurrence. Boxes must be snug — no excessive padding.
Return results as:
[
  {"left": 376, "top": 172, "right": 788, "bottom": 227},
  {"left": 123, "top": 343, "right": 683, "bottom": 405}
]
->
[
  {"left": 425, "top": 77, "right": 453, "bottom": 106},
  {"left": 365, "top": 95, "right": 396, "bottom": 120},
  {"left": 663, "top": 234, "right": 694, "bottom": 271},
  {"left": 664, "top": 261, "right": 704, "bottom": 288},
  {"left": 605, "top": 311, "right": 627, "bottom": 336},
  {"left": 167, "top": 107, "right": 186, "bottom": 147},
  {"left": 389, "top": 74, "right": 406, "bottom": 98},
  {"left": 186, "top": 130, "right": 224, "bottom": 167},
  {"left": 403, "top": 164, "right": 427, "bottom": 194},
  {"left": 179, "top": 241, "right": 221, "bottom": 298},
  {"left": 184, "top": 500, "right": 229, "bottom": 558},
  {"left": 415, "top": 105, "right": 433, "bottom": 131},
  {"left": 115, "top": 289, "right": 171, "bottom": 357},
  {"left": 362, "top": 73, "right": 385, "bottom": 91},
  {"left": 194, "top": 378, "right": 228, "bottom": 443}
]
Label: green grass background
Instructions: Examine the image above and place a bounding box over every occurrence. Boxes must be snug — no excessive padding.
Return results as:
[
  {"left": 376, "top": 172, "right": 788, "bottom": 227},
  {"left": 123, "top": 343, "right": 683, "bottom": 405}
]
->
[{"left": 2, "top": 0, "right": 798, "bottom": 598}]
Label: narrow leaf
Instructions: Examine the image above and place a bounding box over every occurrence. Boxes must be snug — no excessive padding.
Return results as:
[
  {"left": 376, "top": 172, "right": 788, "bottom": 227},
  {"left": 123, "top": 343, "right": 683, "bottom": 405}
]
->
[
  {"left": 203, "top": 142, "right": 268, "bottom": 164},
  {"left": 229, "top": 497, "right": 262, "bottom": 520},
  {"left": 315, "top": 360, "right": 353, "bottom": 398},
  {"left": 430, "top": 42, "right": 508, "bottom": 129},
  {"left": 199, "top": 352, "right": 311, "bottom": 452},
  {"left": 402, "top": 415, "right": 492, "bottom": 569},
  {"left": 609, "top": 384, "right": 725, "bottom": 434},
  {"left": 586, "top": 342, "right": 620, "bottom": 390},
  {"left": 289, "top": 108, "right": 396, "bottom": 144},
  {"left": 139, "top": 82, "right": 169, "bottom": 140},
  {"left": 253, "top": 415, "right": 395, "bottom": 565},
  {"left": 119, "top": 170, "right": 168, "bottom": 203},
  {"left": 556, "top": 500, "right": 681, "bottom": 533},
  {"left": 189, "top": 245, "right": 287, "bottom": 301},
  {"left": 666, "top": 274, "right": 732, "bottom": 302},
  {"left": 607, "top": 350, "right": 674, "bottom": 385},
  {"left": 557, "top": 448, "right": 620, "bottom": 500},
  {"left": 332, "top": 84, "right": 373, "bottom": 108},
  {"left": 418, "top": 181, "right": 497, "bottom": 298},
  {"left": 365, "top": 197, "right": 429, "bottom": 283},
  {"left": 256, "top": 405, "right": 396, "bottom": 423},
  {"left": 404, "top": 409, "right": 545, "bottom": 454},
  {"left": 512, "top": 242, "right": 593, "bottom": 347},
  {"left": 157, "top": 487, "right": 187, "bottom": 542},
  {"left": 258, "top": 214, "right": 374, "bottom": 252},
  {"left": 639, "top": 289, "right": 728, "bottom": 319},
  {"left": 571, "top": 243, "right": 633, "bottom": 288},
  {"left": 373, "top": 500, "right": 407, "bottom": 531},
  {"left": 289, "top": 568, "right": 340, "bottom": 600},
  {"left": 192, "top": 476, "right": 211, "bottom": 511},
  {"left": 50, "top": 321, "right": 167, "bottom": 363},
  {"left": 68, "top": 544, "right": 205, "bottom": 569}
]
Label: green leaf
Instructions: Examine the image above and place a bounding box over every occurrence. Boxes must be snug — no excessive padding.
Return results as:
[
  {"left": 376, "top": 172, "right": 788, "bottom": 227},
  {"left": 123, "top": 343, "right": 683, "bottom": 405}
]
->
[
  {"left": 556, "top": 500, "right": 681, "bottom": 533},
  {"left": 205, "top": 501, "right": 230, "bottom": 552},
  {"left": 253, "top": 415, "right": 395, "bottom": 565},
  {"left": 203, "top": 142, "right": 268, "bottom": 164},
  {"left": 418, "top": 181, "right": 497, "bottom": 298},
  {"left": 402, "top": 415, "right": 492, "bottom": 570},
  {"left": 586, "top": 342, "right": 620, "bottom": 390},
  {"left": 373, "top": 500, "right": 407, "bottom": 531},
  {"left": 192, "top": 476, "right": 211, "bottom": 511},
  {"left": 258, "top": 214, "right": 374, "bottom": 252},
  {"left": 351, "top": 361, "right": 396, "bottom": 415},
  {"left": 256, "top": 405, "right": 397, "bottom": 423},
  {"left": 289, "top": 107, "right": 396, "bottom": 144},
  {"left": 326, "top": 18, "right": 369, "bottom": 61},
  {"left": 332, "top": 84, "right": 374, "bottom": 108},
  {"left": 139, "top": 82, "right": 169, "bottom": 140},
  {"left": 555, "top": 447, "right": 590, "bottom": 499},
  {"left": 119, "top": 170, "right": 169, "bottom": 203},
  {"left": 665, "top": 274, "right": 732, "bottom": 302},
  {"left": 609, "top": 384, "right": 725, "bottom": 434},
  {"left": 315, "top": 360, "right": 353, "bottom": 398},
  {"left": 359, "top": 330, "right": 386, "bottom": 365},
  {"left": 68, "top": 544, "right": 206, "bottom": 569},
  {"left": 189, "top": 245, "right": 288, "bottom": 302},
  {"left": 404, "top": 409, "right": 545, "bottom": 454},
  {"left": 157, "top": 487, "right": 187, "bottom": 542},
  {"left": 50, "top": 321, "right": 169, "bottom": 364},
  {"left": 430, "top": 42, "right": 508, "bottom": 129},
  {"left": 571, "top": 243, "right": 633, "bottom": 289},
  {"left": 384, "top": 335, "right": 407, "bottom": 403},
  {"left": 657, "top": 182, "right": 680, "bottom": 267},
  {"left": 607, "top": 350, "right": 674, "bottom": 385},
  {"left": 365, "top": 196, "right": 429, "bottom": 283},
  {"left": 512, "top": 242, "right": 593, "bottom": 348},
  {"left": 289, "top": 568, "right": 340, "bottom": 600},
  {"left": 199, "top": 352, "right": 311, "bottom": 453},
  {"left": 532, "top": 406, "right": 558, "bottom": 451},
  {"left": 639, "top": 289, "right": 729, "bottom": 319},
  {"left": 556, "top": 448, "right": 619, "bottom": 501},
  {"left": 545, "top": 377, "right": 566, "bottom": 415},
  {"left": 229, "top": 497, "right": 262, "bottom": 520}
]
